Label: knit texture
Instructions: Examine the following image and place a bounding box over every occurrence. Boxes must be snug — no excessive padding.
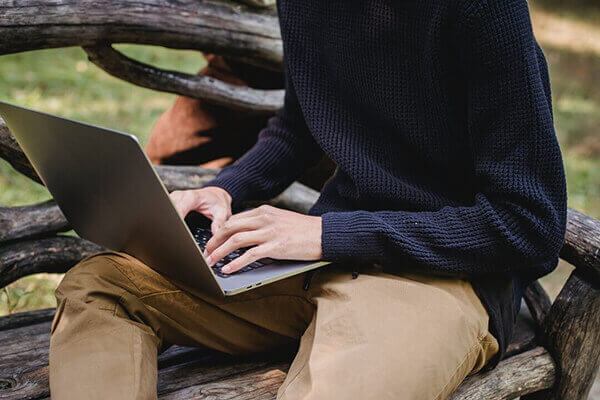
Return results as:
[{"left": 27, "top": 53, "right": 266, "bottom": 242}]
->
[{"left": 205, "top": 0, "right": 567, "bottom": 365}]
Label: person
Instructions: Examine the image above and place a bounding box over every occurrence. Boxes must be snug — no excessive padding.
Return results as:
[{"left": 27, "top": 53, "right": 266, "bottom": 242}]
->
[{"left": 49, "top": 1, "right": 567, "bottom": 399}]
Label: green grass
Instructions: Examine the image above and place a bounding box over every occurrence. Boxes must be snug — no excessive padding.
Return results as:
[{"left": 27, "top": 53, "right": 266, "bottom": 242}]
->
[{"left": 0, "top": 8, "right": 599, "bottom": 315}]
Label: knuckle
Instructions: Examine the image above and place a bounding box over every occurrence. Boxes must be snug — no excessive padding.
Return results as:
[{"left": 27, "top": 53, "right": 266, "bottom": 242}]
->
[
  {"left": 246, "top": 248, "right": 259, "bottom": 258},
  {"left": 258, "top": 204, "right": 272, "bottom": 213}
]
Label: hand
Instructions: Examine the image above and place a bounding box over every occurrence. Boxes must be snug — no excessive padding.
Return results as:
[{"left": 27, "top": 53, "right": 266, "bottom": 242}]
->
[
  {"left": 169, "top": 187, "right": 232, "bottom": 234},
  {"left": 204, "top": 205, "right": 323, "bottom": 274}
]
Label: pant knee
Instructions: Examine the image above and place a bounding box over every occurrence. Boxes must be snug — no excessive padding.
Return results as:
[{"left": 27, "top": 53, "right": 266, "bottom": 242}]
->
[
  {"left": 56, "top": 252, "right": 144, "bottom": 306},
  {"left": 52, "top": 252, "right": 168, "bottom": 345}
]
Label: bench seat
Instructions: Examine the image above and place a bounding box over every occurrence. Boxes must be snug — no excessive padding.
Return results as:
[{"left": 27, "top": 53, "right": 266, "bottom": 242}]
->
[{"left": 0, "top": 307, "right": 555, "bottom": 400}]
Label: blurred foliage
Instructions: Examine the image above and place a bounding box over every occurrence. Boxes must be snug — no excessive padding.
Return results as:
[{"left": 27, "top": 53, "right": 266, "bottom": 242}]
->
[
  {"left": 0, "top": 274, "right": 62, "bottom": 315},
  {"left": 0, "top": 4, "right": 599, "bottom": 315}
]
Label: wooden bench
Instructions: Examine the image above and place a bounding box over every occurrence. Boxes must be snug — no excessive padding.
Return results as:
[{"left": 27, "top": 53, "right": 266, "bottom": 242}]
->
[{"left": 1, "top": 1, "right": 599, "bottom": 399}]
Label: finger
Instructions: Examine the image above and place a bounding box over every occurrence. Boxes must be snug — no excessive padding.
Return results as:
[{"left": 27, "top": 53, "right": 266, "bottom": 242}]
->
[
  {"left": 221, "top": 245, "right": 272, "bottom": 274},
  {"left": 205, "top": 216, "right": 264, "bottom": 255},
  {"left": 170, "top": 192, "right": 193, "bottom": 218},
  {"left": 205, "top": 230, "right": 266, "bottom": 266},
  {"left": 222, "top": 208, "right": 260, "bottom": 226},
  {"left": 210, "top": 207, "right": 229, "bottom": 235},
  {"left": 226, "top": 204, "right": 277, "bottom": 222}
]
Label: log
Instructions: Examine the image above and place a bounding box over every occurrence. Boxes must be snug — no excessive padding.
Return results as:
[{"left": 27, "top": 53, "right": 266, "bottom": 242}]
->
[
  {"left": 84, "top": 45, "right": 283, "bottom": 114},
  {"left": 0, "top": 308, "right": 54, "bottom": 332},
  {"left": 0, "top": 322, "right": 52, "bottom": 374},
  {"left": 237, "top": 0, "right": 276, "bottom": 8},
  {"left": 523, "top": 271, "right": 600, "bottom": 400},
  {"left": 156, "top": 165, "right": 218, "bottom": 191},
  {"left": 0, "top": 201, "right": 68, "bottom": 243},
  {"left": 0, "top": 237, "right": 103, "bottom": 288},
  {"left": 560, "top": 208, "right": 600, "bottom": 284},
  {"left": 0, "top": 0, "right": 283, "bottom": 70},
  {"left": 159, "top": 362, "right": 288, "bottom": 399},
  {"left": 448, "top": 347, "right": 555, "bottom": 400}
]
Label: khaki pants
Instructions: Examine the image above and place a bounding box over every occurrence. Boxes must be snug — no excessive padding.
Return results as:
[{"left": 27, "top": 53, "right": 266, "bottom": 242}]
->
[{"left": 49, "top": 252, "right": 498, "bottom": 400}]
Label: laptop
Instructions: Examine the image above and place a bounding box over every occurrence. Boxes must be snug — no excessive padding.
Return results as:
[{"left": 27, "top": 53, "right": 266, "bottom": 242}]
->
[{"left": 0, "top": 102, "right": 329, "bottom": 296}]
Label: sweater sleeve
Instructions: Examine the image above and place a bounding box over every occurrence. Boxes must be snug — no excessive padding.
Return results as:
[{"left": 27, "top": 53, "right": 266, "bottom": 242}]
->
[
  {"left": 203, "top": 69, "right": 322, "bottom": 206},
  {"left": 320, "top": 0, "right": 567, "bottom": 278}
]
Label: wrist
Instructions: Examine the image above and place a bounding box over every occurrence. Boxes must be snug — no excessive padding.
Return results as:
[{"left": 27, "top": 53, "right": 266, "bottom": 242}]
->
[{"left": 311, "top": 215, "right": 323, "bottom": 259}]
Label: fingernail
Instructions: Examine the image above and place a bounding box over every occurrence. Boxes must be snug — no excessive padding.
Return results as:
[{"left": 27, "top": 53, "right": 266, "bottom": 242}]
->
[
  {"left": 203, "top": 249, "right": 208, "bottom": 257},
  {"left": 222, "top": 266, "right": 231, "bottom": 274},
  {"left": 206, "top": 256, "right": 213, "bottom": 266}
]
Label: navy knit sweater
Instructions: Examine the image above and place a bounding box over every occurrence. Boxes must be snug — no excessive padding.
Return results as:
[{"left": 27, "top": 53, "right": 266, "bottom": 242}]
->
[{"left": 206, "top": 0, "right": 567, "bottom": 365}]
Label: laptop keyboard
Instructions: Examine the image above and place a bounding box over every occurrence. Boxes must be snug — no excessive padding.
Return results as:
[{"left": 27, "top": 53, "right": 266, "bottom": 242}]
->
[{"left": 192, "top": 227, "right": 272, "bottom": 278}]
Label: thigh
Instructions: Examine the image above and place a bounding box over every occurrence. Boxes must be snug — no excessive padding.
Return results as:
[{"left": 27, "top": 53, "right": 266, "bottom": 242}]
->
[
  {"left": 278, "top": 267, "right": 498, "bottom": 400},
  {"left": 59, "top": 251, "right": 315, "bottom": 354}
]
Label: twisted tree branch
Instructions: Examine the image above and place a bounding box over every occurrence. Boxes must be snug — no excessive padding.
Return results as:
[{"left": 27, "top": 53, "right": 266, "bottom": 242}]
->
[
  {"left": 0, "top": 237, "right": 103, "bottom": 288},
  {"left": 83, "top": 45, "right": 283, "bottom": 114}
]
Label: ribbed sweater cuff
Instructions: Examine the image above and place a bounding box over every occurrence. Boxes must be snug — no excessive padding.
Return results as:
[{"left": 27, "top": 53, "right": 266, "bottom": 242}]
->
[
  {"left": 321, "top": 212, "right": 376, "bottom": 262},
  {"left": 202, "top": 171, "right": 249, "bottom": 207}
]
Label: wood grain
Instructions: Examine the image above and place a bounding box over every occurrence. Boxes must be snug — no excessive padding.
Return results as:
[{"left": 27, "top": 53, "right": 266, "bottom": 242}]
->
[
  {"left": 523, "top": 271, "right": 600, "bottom": 400},
  {"left": 449, "top": 347, "right": 555, "bottom": 400},
  {"left": 0, "top": 308, "right": 54, "bottom": 332},
  {"left": 0, "top": 0, "right": 282, "bottom": 70},
  {"left": 560, "top": 208, "right": 600, "bottom": 284},
  {"left": 0, "top": 237, "right": 103, "bottom": 288},
  {"left": 0, "top": 201, "right": 68, "bottom": 243}
]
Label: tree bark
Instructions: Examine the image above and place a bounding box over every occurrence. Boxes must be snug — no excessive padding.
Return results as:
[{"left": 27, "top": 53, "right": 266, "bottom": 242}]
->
[
  {"left": 0, "top": 308, "right": 55, "bottom": 332},
  {"left": 84, "top": 45, "right": 283, "bottom": 114},
  {"left": 523, "top": 271, "right": 600, "bottom": 400},
  {"left": 0, "top": 237, "right": 103, "bottom": 288},
  {"left": 0, "top": 201, "right": 68, "bottom": 243},
  {"left": 448, "top": 347, "right": 555, "bottom": 400},
  {"left": 561, "top": 208, "right": 600, "bottom": 284},
  {"left": 0, "top": 0, "right": 282, "bottom": 70}
]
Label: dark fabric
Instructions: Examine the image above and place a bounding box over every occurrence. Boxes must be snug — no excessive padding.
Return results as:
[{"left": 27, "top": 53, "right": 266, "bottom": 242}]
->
[{"left": 205, "top": 0, "right": 567, "bottom": 365}]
